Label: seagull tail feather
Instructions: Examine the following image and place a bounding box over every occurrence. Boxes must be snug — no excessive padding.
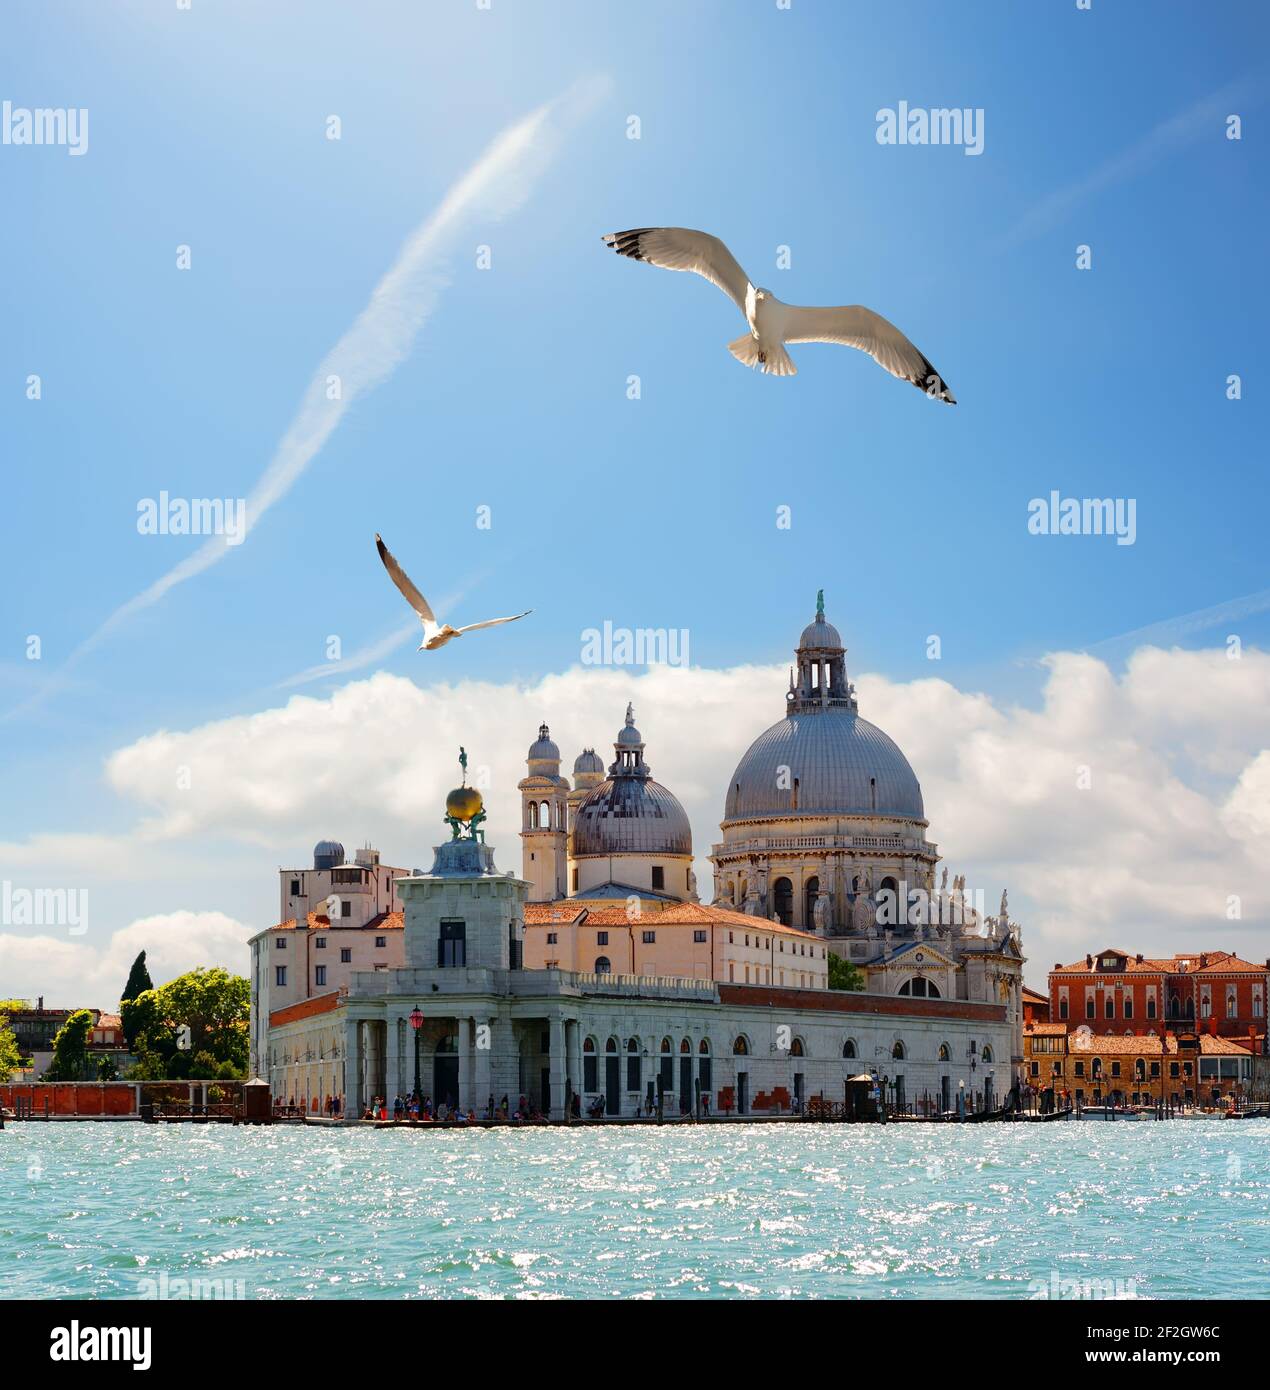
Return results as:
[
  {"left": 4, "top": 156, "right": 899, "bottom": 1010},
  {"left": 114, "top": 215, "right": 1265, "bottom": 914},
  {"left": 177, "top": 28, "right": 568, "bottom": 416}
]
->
[{"left": 727, "top": 334, "right": 796, "bottom": 377}]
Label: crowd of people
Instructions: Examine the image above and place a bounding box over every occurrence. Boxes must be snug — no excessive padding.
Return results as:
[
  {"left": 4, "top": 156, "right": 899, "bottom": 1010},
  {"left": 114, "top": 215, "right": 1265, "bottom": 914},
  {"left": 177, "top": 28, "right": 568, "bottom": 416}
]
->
[{"left": 358, "top": 1092, "right": 558, "bottom": 1124}]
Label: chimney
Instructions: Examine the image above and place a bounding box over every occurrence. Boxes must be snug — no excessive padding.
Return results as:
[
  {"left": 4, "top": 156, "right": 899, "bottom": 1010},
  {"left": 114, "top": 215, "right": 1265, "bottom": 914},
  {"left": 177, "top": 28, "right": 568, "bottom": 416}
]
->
[
  {"left": 1054, "top": 963, "right": 1062, "bottom": 971},
  {"left": 37, "top": 995, "right": 43, "bottom": 1012},
  {"left": 1135, "top": 954, "right": 1143, "bottom": 964},
  {"left": 1199, "top": 954, "right": 1208, "bottom": 969},
  {"left": 1085, "top": 954, "right": 1093, "bottom": 969}
]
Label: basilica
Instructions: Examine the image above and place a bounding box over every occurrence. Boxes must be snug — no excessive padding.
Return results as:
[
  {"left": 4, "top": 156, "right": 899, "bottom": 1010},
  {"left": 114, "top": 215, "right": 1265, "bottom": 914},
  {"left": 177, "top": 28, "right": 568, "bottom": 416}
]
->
[{"left": 520, "top": 594, "right": 1026, "bottom": 1045}]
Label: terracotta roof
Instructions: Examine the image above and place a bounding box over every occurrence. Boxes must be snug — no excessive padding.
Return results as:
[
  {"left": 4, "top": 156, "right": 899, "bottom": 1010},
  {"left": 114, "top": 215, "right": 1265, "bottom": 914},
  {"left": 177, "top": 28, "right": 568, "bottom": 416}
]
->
[
  {"left": 1022, "top": 987, "right": 1050, "bottom": 1005},
  {"left": 1061, "top": 1031, "right": 1253, "bottom": 1057},
  {"left": 1198, "top": 1035, "right": 1253, "bottom": 1055},
  {"left": 1053, "top": 949, "right": 1267, "bottom": 976},
  {"left": 524, "top": 899, "right": 823, "bottom": 942},
  {"left": 266, "top": 910, "right": 403, "bottom": 932},
  {"left": 1025, "top": 1022, "right": 1068, "bottom": 1036},
  {"left": 94, "top": 1013, "right": 122, "bottom": 1030}
]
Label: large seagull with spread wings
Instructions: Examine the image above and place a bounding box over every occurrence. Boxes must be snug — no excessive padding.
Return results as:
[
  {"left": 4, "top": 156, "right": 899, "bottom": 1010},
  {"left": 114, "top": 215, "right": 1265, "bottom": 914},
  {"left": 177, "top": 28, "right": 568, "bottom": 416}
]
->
[
  {"left": 602, "top": 226, "right": 955, "bottom": 402},
  {"left": 375, "top": 534, "right": 531, "bottom": 651}
]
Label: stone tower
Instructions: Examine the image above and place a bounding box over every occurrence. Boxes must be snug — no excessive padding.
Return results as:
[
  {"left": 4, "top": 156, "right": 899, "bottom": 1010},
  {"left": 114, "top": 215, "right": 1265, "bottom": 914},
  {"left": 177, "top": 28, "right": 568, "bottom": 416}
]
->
[{"left": 518, "top": 723, "right": 568, "bottom": 902}]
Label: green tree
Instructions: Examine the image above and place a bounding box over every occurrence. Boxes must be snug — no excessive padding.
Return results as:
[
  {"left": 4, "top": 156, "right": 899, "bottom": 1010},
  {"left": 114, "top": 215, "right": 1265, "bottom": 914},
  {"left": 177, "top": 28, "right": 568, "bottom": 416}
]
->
[
  {"left": 120, "top": 951, "right": 154, "bottom": 1048},
  {"left": 44, "top": 1009, "right": 94, "bottom": 1080},
  {"left": 828, "top": 952, "right": 865, "bottom": 992},
  {"left": 96, "top": 1055, "right": 118, "bottom": 1081},
  {"left": 0, "top": 1010, "right": 22, "bottom": 1081},
  {"left": 121, "top": 968, "right": 249, "bottom": 1080}
]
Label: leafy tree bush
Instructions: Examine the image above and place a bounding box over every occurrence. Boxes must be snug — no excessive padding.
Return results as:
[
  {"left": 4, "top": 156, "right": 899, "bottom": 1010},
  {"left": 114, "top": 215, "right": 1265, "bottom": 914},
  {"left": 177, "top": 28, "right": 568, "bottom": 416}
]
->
[
  {"left": 828, "top": 952, "right": 865, "bottom": 992},
  {"left": 44, "top": 1010, "right": 94, "bottom": 1080}
]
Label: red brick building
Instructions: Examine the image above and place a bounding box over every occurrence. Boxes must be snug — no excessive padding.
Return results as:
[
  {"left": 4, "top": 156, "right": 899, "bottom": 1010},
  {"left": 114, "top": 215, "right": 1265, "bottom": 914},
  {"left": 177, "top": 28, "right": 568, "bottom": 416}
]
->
[
  {"left": 1022, "top": 986, "right": 1050, "bottom": 1026},
  {"left": 1048, "top": 947, "right": 1267, "bottom": 1052}
]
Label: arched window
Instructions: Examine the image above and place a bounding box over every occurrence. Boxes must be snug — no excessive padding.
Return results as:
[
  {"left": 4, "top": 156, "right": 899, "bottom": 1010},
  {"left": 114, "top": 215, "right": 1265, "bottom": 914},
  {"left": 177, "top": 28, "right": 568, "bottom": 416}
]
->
[
  {"left": 981, "top": 1045, "right": 993, "bottom": 1063},
  {"left": 594, "top": 956, "right": 611, "bottom": 975},
  {"left": 898, "top": 977, "right": 941, "bottom": 998},
  {"left": 733, "top": 1036, "right": 749, "bottom": 1056},
  {"left": 583, "top": 1036, "right": 596, "bottom": 1053},
  {"left": 938, "top": 1042, "right": 951, "bottom": 1062},
  {"left": 842, "top": 1039, "right": 857, "bottom": 1059},
  {"left": 878, "top": 876, "right": 900, "bottom": 923},
  {"left": 699, "top": 1038, "right": 711, "bottom": 1054},
  {"left": 790, "top": 1037, "right": 805, "bottom": 1057},
  {"left": 606, "top": 1037, "right": 618, "bottom": 1053},
  {"left": 660, "top": 1036, "right": 672, "bottom": 1053},
  {"left": 773, "top": 877, "right": 793, "bottom": 926},
  {"left": 891, "top": 1040, "right": 906, "bottom": 1060},
  {"left": 803, "top": 875, "right": 819, "bottom": 927},
  {"left": 680, "top": 1038, "right": 691, "bottom": 1053},
  {"left": 528, "top": 801, "right": 538, "bottom": 829},
  {"left": 540, "top": 800, "right": 551, "bottom": 829}
]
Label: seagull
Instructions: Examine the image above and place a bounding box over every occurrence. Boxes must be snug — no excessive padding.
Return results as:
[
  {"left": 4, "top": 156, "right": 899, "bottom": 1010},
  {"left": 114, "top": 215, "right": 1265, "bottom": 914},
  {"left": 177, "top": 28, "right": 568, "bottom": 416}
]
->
[
  {"left": 602, "top": 226, "right": 955, "bottom": 401},
  {"left": 375, "top": 534, "right": 531, "bottom": 651}
]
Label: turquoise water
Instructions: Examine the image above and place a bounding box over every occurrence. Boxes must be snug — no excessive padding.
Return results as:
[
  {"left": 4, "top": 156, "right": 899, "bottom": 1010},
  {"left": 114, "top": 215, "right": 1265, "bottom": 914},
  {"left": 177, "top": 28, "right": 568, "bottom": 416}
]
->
[{"left": 3, "top": 1119, "right": 1268, "bottom": 1299}]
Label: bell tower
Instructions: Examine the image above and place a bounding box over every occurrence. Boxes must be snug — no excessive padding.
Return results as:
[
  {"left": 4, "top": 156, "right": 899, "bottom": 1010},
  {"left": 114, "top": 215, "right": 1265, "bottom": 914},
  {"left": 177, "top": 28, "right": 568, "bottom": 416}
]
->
[{"left": 518, "top": 723, "right": 568, "bottom": 902}]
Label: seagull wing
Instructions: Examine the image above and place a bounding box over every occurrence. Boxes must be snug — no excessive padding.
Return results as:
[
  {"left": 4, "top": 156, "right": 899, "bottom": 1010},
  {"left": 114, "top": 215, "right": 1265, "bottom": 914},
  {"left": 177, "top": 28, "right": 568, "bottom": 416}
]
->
[
  {"left": 781, "top": 304, "right": 956, "bottom": 403},
  {"left": 375, "top": 533, "right": 437, "bottom": 625},
  {"left": 454, "top": 611, "right": 532, "bottom": 636},
  {"left": 602, "top": 227, "right": 752, "bottom": 314}
]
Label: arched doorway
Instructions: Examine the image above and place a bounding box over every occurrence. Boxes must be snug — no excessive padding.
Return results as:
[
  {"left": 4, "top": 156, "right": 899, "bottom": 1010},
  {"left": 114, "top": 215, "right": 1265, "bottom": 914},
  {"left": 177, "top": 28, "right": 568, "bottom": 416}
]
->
[
  {"left": 803, "top": 875, "right": 819, "bottom": 929},
  {"left": 604, "top": 1037, "right": 620, "bottom": 1115},
  {"left": 433, "top": 1032, "right": 459, "bottom": 1110},
  {"left": 773, "top": 877, "right": 793, "bottom": 926}
]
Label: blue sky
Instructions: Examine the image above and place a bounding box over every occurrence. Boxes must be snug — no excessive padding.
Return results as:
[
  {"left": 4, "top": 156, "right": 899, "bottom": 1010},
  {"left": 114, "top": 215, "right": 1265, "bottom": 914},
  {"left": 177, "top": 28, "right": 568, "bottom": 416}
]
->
[{"left": 2, "top": 1, "right": 1268, "bottom": 1003}]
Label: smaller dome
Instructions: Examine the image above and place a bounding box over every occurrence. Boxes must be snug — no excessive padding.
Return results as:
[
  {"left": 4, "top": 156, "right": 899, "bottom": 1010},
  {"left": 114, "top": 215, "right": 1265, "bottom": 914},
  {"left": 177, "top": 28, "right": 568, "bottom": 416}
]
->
[
  {"left": 527, "top": 722, "right": 560, "bottom": 762},
  {"left": 313, "top": 839, "right": 345, "bottom": 871},
  {"left": 616, "top": 701, "right": 643, "bottom": 746},
  {"left": 574, "top": 748, "right": 604, "bottom": 774},
  {"left": 446, "top": 786, "right": 484, "bottom": 822},
  {"left": 799, "top": 618, "right": 843, "bottom": 650}
]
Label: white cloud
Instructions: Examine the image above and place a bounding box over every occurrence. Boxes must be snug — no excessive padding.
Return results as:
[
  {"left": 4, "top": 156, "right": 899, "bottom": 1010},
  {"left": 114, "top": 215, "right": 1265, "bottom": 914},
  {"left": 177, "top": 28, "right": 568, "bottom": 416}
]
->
[
  {"left": 5, "top": 644, "right": 1268, "bottom": 1003},
  {"left": 0, "top": 911, "right": 252, "bottom": 1009}
]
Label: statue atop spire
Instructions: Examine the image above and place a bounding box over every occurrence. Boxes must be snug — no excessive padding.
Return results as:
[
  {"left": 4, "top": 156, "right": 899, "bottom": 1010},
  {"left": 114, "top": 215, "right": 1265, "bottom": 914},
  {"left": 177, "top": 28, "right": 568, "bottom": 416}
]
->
[
  {"left": 816, "top": 588, "right": 825, "bottom": 621},
  {"left": 625, "top": 702, "right": 635, "bottom": 727}
]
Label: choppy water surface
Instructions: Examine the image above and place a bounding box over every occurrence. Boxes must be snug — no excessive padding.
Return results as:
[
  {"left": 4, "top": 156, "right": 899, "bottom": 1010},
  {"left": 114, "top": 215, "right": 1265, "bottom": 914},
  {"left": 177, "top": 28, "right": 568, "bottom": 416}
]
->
[{"left": 3, "top": 1119, "right": 1267, "bottom": 1299}]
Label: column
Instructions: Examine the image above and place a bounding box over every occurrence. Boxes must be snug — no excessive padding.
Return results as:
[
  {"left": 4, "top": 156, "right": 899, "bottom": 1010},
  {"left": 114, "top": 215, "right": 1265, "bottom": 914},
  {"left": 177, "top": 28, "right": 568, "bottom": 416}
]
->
[
  {"left": 474, "top": 1017, "right": 493, "bottom": 1117},
  {"left": 457, "top": 1016, "right": 472, "bottom": 1114},
  {"left": 344, "top": 1019, "right": 364, "bottom": 1119},
  {"left": 385, "top": 1014, "right": 401, "bottom": 1100},
  {"left": 549, "top": 1015, "right": 567, "bottom": 1120},
  {"left": 566, "top": 1020, "right": 582, "bottom": 1119}
]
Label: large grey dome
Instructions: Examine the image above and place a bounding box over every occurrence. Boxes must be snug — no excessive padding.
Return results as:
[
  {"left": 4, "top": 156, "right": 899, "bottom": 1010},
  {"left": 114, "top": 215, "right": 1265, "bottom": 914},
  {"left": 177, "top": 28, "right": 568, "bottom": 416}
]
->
[
  {"left": 799, "top": 617, "right": 843, "bottom": 649},
  {"left": 725, "top": 709, "right": 924, "bottom": 822},
  {"left": 572, "top": 776, "right": 693, "bottom": 856},
  {"left": 313, "top": 839, "right": 345, "bottom": 870},
  {"left": 527, "top": 723, "right": 560, "bottom": 763}
]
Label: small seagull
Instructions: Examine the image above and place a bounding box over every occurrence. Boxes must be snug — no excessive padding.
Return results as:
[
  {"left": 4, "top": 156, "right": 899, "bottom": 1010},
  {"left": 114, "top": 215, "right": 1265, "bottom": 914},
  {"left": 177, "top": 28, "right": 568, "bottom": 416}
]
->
[
  {"left": 602, "top": 226, "right": 955, "bottom": 401},
  {"left": 375, "top": 534, "right": 531, "bottom": 651}
]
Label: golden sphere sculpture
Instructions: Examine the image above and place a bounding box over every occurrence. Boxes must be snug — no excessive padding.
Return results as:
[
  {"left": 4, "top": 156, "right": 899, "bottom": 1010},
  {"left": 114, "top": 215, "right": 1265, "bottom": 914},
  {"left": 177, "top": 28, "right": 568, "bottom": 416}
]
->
[{"left": 445, "top": 785, "right": 484, "bottom": 823}]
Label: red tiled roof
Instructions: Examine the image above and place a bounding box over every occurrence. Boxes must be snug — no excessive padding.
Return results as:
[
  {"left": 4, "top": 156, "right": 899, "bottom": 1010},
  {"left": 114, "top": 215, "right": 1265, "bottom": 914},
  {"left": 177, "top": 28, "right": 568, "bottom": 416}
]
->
[
  {"left": 269, "top": 990, "right": 345, "bottom": 1028},
  {"left": 1053, "top": 948, "right": 1267, "bottom": 976},
  {"left": 1022, "top": 987, "right": 1049, "bottom": 1005},
  {"left": 1025, "top": 1022, "right": 1068, "bottom": 1036},
  {"left": 266, "top": 910, "right": 403, "bottom": 933},
  {"left": 524, "top": 899, "right": 821, "bottom": 941}
]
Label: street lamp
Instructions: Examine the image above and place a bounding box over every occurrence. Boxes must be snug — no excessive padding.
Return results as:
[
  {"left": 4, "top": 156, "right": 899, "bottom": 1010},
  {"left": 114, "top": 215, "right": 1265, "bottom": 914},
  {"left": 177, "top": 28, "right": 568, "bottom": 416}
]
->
[{"left": 409, "top": 1005, "right": 424, "bottom": 1112}]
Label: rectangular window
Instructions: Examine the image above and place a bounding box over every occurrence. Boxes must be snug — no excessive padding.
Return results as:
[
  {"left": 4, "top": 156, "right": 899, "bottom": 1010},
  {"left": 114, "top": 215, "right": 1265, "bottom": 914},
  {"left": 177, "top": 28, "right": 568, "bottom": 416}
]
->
[
  {"left": 315, "top": 965, "right": 326, "bottom": 987},
  {"left": 1111, "top": 1061, "right": 1121, "bottom": 1078},
  {"left": 1086, "top": 998, "right": 1095, "bottom": 1019},
  {"left": 275, "top": 965, "right": 286, "bottom": 986},
  {"left": 508, "top": 921, "right": 522, "bottom": 970},
  {"left": 439, "top": 919, "right": 466, "bottom": 968},
  {"left": 275, "top": 937, "right": 286, "bottom": 949},
  {"left": 315, "top": 937, "right": 326, "bottom": 949},
  {"left": 546, "top": 932, "right": 558, "bottom": 945},
  {"left": 583, "top": 1054, "right": 597, "bottom": 1092},
  {"left": 1123, "top": 997, "right": 1133, "bottom": 1019},
  {"left": 596, "top": 931, "right": 608, "bottom": 946},
  {"left": 1059, "top": 998, "right": 1069, "bottom": 1019},
  {"left": 571, "top": 868, "right": 579, "bottom": 892},
  {"left": 289, "top": 879, "right": 300, "bottom": 896},
  {"left": 341, "top": 900, "right": 351, "bottom": 918},
  {"left": 340, "top": 948, "right": 351, "bottom": 963},
  {"left": 375, "top": 936, "right": 386, "bottom": 948},
  {"left": 1147, "top": 996, "right": 1156, "bottom": 1018},
  {"left": 1074, "top": 1061, "right": 1084, "bottom": 1077},
  {"left": 627, "top": 1052, "right": 640, "bottom": 1092},
  {"left": 1104, "top": 996, "right": 1115, "bottom": 1019},
  {"left": 651, "top": 866, "right": 664, "bottom": 891},
  {"left": 642, "top": 931, "right": 655, "bottom": 944},
  {"left": 693, "top": 930, "right": 707, "bottom": 943}
]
